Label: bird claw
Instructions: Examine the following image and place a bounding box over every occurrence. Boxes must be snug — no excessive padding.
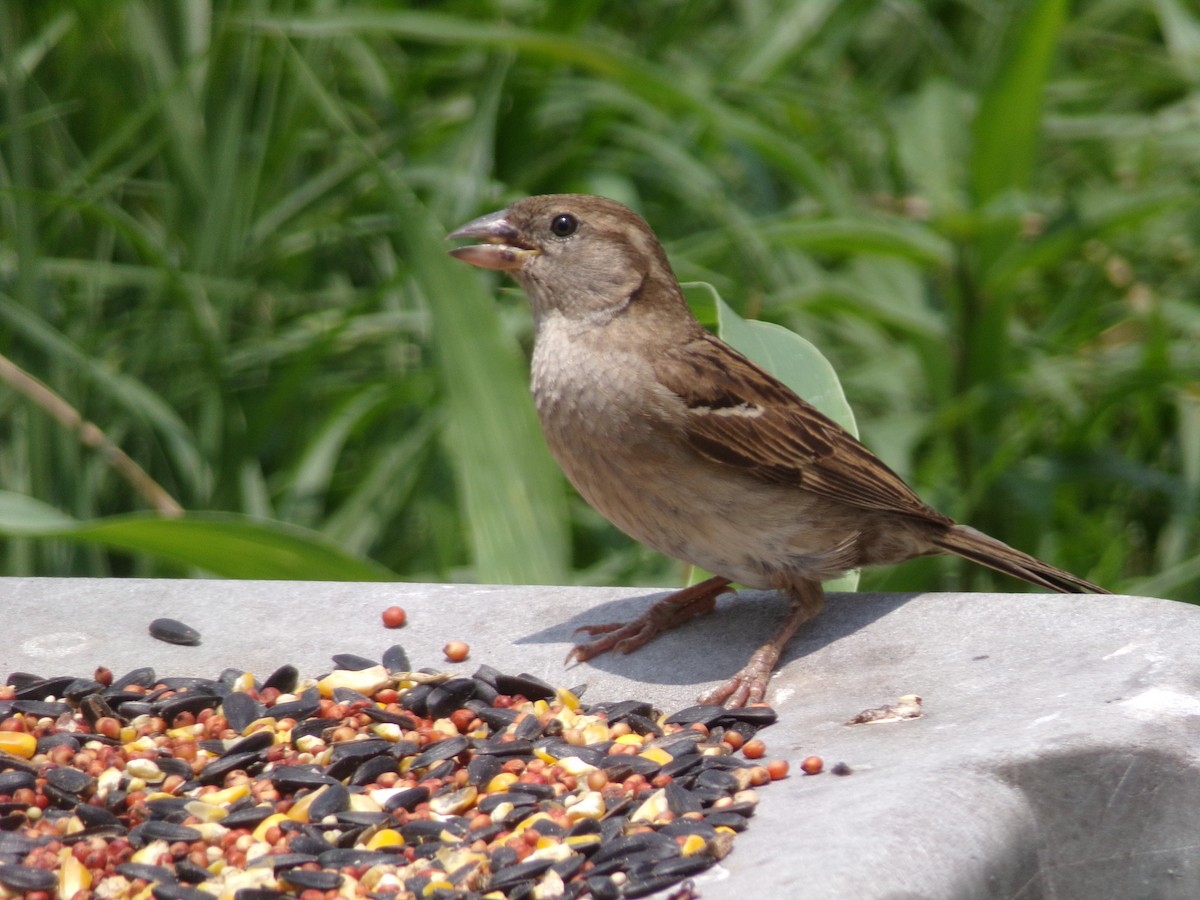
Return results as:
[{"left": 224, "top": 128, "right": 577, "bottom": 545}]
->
[
  {"left": 697, "top": 665, "right": 771, "bottom": 708},
  {"left": 564, "top": 620, "right": 659, "bottom": 666},
  {"left": 563, "top": 576, "right": 732, "bottom": 669}
]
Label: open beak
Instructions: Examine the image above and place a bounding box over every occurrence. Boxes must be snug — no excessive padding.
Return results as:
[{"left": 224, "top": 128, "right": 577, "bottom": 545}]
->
[{"left": 447, "top": 209, "right": 540, "bottom": 272}]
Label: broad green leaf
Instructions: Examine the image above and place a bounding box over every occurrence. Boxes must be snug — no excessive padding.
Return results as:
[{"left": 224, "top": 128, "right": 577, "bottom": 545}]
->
[
  {"left": 0, "top": 492, "right": 398, "bottom": 581},
  {"left": 684, "top": 283, "right": 860, "bottom": 592},
  {"left": 686, "top": 283, "right": 858, "bottom": 436}
]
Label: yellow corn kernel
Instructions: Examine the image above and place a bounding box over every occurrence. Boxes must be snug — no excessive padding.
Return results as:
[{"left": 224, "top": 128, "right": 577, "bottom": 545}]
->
[
  {"left": 198, "top": 784, "right": 251, "bottom": 806},
  {"left": 638, "top": 746, "right": 673, "bottom": 766},
  {"left": 59, "top": 849, "right": 91, "bottom": 895},
  {"left": 486, "top": 772, "right": 518, "bottom": 793},
  {"left": 0, "top": 732, "right": 36, "bottom": 759},
  {"left": 252, "top": 812, "right": 289, "bottom": 842},
  {"left": 287, "top": 784, "right": 326, "bottom": 822},
  {"left": 366, "top": 828, "right": 404, "bottom": 850},
  {"left": 512, "top": 811, "right": 556, "bottom": 836}
]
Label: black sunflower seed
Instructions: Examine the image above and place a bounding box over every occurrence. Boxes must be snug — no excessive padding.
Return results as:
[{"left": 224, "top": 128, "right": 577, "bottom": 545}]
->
[
  {"left": 329, "top": 739, "right": 392, "bottom": 766},
  {"left": 12, "top": 699, "right": 71, "bottom": 717},
  {"left": 471, "top": 738, "right": 534, "bottom": 758},
  {"left": 262, "top": 664, "right": 299, "bottom": 694},
  {"left": 266, "top": 765, "right": 337, "bottom": 791},
  {"left": 116, "top": 862, "right": 178, "bottom": 884},
  {"left": 599, "top": 755, "right": 662, "bottom": 778},
  {"left": 331, "top": 653, "right": 378, "bottom": 671},
  {"left": 696, "top": 767, "right": 741, "bottom": 792},
  {"left": 652, "top": 853, "right": 716, "bottom": 877},
  {"left": 466, "top": 754, "right": 503, "bottom": 786},
  {"left": 75, "top": 803, "right": 123, "bottom": 830},
  {"left": 80, "top": 693, "right": 123, "bottom": 725},
  {"left": 664, "top": 781, "right": 704, "bottom": 815},
  {"left": 381, "top": 644, "right": 411, "bottom": 673},
  {"left": 15, "top": 675, "right": 75, "bottom": 701},
  {"left": 477, "top": 791, "right": 537, "bottom": 815},
  {"left": 158, "top": 691, "right": 222, "bottom": 722},
  {"left": 285, "top": 833, "right": 328, "bottom": 856},
  {"left": 704, "top": 810, "right": 750, "bottom": 831},
  {"left": 348, "top": 754, "right": 398, "bottom": 787},
  {"left": 359, "top": 706, "right": 417, "bottom": 729},
  {"left": 111, "top": 667, "right": 157, "bottom": 690},
  {"left": 0, "top": 771, "right": 35, "bottom": 795},
  {"left": 469, "top": 704, "right": 521, "bottom": 730},
  {"left": 316, "top": 848, "right": 397, "bottom": 868},
  {"left": 494, "top": 672, "right": 556, "bottom": 701},
  {"left": 45, "top": 767, "right": 94, "bottom": 796},
  {"left": 489, "top": 857, "right": 556, "bottom": 889},
  {"left": 507, "top": 781, "right": 556, "bottom": 800},
  {"left": 715, "top": 704, "right": 778, "bottom": 726},
  {"left": 174, "top": 859, "right": 212, "bottom": 884},
  {"left": 0, "top": 864, "right": 58, "bottom": 890},
  {"left": 198, "top": 750, "right": 264, "bottom": 785},
  {"left": 331, "top": 687, "right": 373, "bottom": 705},
  {"left": 398, "top": 682, "right": 433, "bottom": 716},
  {"left": 148, "top": 618, "right": 201, "bottom": 646},
  {"left": 288, "top": 716, "right": 336, "bottom": 745},
  {"left": 511, "top": 715, "right": 545, "bottom": 741},
  {"left": 382, "top": 785, "right": 430, "bottom": 813},
  {"left": 265, "top": 688, "right": 320, "bottom": 722},
  {"left": 219, "top": 805, "right": 276, "bottom": 830},
  {"left": 623, "top": 871, "right": 697, "bottom": 898},
  {"left": 246, "top": 852, "right": 318, "bottom": 871},
  {"left": 152, "top": 885, "right": 212, "bottom": 900},
  {"left": 222, "top": 692, "right": 265, "bottom": 733},
  {"left": 585, "top": 874, "right": 621, "bottom": 900},
  {"left": 63, "top": 678, "right": 104, "bottom": 701},
  {"left": 224, "top": 730, "right": 275, "bottom": 757},
  {"left": 409, "top": 736, "right": 468, "bottom": 769},
  {"left": 335, "top": 809, "right": 389, "bottom": 827},
  {"left": 425, "top": 677, "right": 479, "bottom": 719},
  {"left": 664, "top": 704, "right": 727, "bottom": 726},
  {"left": 306, "top": 782, "right": 350, "bottom": 820},
  {"left": 140, "top": 820, "right": 202, "bottom": 843}
]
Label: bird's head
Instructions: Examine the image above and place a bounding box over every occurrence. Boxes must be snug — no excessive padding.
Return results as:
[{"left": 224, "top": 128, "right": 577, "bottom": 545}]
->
[{"left": 448, "top": 194, "right": 684, "bottom": 326}]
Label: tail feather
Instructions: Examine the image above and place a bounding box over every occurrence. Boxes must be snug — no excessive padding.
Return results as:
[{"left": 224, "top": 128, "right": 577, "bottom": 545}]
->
[{"left": 932, "top": 525, "right": 1110, "bottom": 594}]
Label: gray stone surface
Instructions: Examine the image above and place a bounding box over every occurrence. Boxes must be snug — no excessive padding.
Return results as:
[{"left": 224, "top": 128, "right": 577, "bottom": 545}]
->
[{"left": 2, "top": 577, "right": 1198, "bottom": 899}]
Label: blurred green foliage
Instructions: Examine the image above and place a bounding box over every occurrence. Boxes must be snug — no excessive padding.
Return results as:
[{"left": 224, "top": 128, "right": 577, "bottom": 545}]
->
[{"left": 0, "top": 1, "right": 1196, "bottom": 598}]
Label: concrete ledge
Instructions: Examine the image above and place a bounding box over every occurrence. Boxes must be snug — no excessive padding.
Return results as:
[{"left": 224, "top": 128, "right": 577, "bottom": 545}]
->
[{"left": 2, "top": 578, "right": 1198, "bottom": 899}]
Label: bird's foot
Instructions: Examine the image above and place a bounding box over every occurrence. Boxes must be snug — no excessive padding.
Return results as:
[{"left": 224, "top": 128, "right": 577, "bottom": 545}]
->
[
  {"left": 565, "top": 575, "right": 732, "bottom": 665},
  {"left": 697, "top": 579, "right": 825, "bottom": 708},
  {"left": 696, "top": 649, "right": 777, "bottom": 708}
]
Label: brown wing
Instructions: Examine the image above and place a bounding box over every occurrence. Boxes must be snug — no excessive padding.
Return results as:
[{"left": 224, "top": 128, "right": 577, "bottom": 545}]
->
[{"left": 655, "top": 332, "right": 951, "bottom": 524}]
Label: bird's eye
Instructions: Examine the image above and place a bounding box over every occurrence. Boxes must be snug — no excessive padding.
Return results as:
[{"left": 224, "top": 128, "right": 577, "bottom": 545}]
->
[{"left": 549, "top": 213, "right": 579, "bottom": 238}]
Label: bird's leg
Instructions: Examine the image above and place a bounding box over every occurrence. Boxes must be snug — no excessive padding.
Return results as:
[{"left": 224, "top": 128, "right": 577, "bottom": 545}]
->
[
  {"left": 565, "top": 575, "right": 733, "bottom": 665},
  {"left": 697, "top": 579, "right": 825, "bottom": 708}
]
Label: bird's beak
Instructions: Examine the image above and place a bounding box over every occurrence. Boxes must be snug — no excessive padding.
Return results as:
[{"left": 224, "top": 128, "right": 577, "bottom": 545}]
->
[{"left": 447, "top": 209, "right": 541, "bottom": 272}]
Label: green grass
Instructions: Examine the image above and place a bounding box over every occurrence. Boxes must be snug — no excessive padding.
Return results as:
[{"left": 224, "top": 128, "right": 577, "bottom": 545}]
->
[{"left": 0, "top": 1, "right": 1196, "bottom": 600}]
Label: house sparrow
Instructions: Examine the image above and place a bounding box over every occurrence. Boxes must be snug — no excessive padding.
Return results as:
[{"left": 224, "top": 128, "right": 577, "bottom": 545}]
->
[{"left": 448, "top": 194, "right": 1109, "bottom": 707}]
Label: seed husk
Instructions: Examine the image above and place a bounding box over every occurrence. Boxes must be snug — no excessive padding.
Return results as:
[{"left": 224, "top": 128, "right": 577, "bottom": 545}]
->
[{"left": 148, "top": 617, "right": 202, "bottom": 646}]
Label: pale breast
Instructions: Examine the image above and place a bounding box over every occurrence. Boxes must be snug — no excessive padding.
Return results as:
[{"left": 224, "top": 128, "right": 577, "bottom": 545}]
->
[{"left": 528, "top": 315, "right": 888, "bottom": 588}]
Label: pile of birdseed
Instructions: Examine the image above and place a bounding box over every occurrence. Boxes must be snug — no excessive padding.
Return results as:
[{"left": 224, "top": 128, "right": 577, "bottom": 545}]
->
[{"left": 0, "top": 647, "right": 787, "bottom": 899}]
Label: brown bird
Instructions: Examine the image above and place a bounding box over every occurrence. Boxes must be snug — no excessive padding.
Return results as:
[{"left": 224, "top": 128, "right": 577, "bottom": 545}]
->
[{"left": 448, "top": 194, "right": 1109, "bottom": 707}]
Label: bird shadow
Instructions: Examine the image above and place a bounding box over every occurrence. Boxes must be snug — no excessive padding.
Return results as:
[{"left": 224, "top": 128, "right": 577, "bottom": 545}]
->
[{"left": 514, "top": 588, "right": 917, "bottom": 689}]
